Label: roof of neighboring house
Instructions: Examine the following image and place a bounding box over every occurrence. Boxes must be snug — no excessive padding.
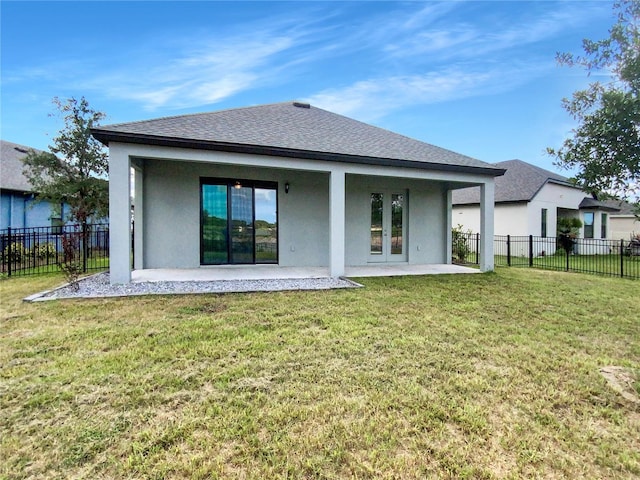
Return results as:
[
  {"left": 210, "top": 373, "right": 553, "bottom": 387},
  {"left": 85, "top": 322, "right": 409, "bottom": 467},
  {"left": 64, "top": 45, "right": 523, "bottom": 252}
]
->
[
  {"left": 601, "top": 199, "right": 638, "bottom": 216},
  {"left": 452, "top": 159, "right": 581, "bottom": 205},
  {"left": 579, "top": 197, "right": 621, "bottom": 212},
  {"left": 0, "top": 140, "right": 43, "bottom": 192},
  {"left": 91, "top": 101, "right": 505, "bottom": 176}
]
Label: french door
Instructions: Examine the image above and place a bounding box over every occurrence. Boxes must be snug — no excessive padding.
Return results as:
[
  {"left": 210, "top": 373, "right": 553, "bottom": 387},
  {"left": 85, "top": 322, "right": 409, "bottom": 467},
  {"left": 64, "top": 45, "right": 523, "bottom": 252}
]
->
[
  {"left": 368, "top": 191, "right": 407, "bottom": 262},
  {"left": 201, "top": 179, "right": 278, "bottom": 264}
]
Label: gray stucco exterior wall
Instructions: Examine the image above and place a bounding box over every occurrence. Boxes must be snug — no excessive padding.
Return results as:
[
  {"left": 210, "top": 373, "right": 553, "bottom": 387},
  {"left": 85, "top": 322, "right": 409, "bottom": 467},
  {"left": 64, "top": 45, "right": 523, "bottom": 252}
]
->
[
  {"left": 141, "top": 158, "right": 449, "bottom": 269},
  {"left": 142, "top": 159, "right": 331, "bottom": 269}
]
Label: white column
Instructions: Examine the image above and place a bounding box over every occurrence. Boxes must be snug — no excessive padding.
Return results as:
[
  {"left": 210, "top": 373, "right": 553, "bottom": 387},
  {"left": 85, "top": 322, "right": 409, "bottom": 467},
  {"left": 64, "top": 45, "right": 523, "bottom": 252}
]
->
[
  {"left": 479, "top": 181, "right": 495, "bottom": 272},
  {"left": 109, "top": 144, "right": 131, "bottom": 284},
  {"left": 445, "top": 188, "right": 453, "bottom": 264},
  {"left": 132, "top": 163, "right": 144, "bottom": 270},
  {"left": 329, "top": 169, "right": 346, "bottom": 277}
]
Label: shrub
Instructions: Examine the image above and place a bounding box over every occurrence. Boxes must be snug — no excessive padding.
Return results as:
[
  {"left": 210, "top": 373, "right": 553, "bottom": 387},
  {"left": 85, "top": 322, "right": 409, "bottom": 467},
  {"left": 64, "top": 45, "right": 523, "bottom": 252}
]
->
[
  {"left": 31, "top": 242, "right": 57, "bottom": 260},
  {"left": 452, "top": 224, "right": 473, "bottom": 263},
  {"left": 3, "top": 242, "right": 27, "bottom": 263},
  {"left": 58, "top": 234, "right": 82, "bottom": 291}
]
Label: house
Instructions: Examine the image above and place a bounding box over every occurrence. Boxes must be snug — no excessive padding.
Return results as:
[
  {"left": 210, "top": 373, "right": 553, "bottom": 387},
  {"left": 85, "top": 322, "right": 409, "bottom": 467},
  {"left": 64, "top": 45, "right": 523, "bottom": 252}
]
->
[
  {"left": 0, "top": 140, "right": 67, "bottom": 230},
  {"left": 452, "top": 159, "right": 620, "bottom": 255},
  {"left": 91, "top": 101, "right": 505, "bottom": 284},
  {"left": 603, "top": 199, "right": 639, "bottom": 240}
]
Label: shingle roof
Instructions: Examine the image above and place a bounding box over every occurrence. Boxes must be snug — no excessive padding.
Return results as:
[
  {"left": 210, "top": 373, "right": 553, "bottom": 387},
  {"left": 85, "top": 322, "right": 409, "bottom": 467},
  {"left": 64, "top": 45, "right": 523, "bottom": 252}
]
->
[
  {"left": 452, "top": 159, "right": 579, "bottom": 204},
  {"left": 0, "top": 140, "right": 43, "bottom": 192},
  {"left": 92, "top": 102, "right": 504, "bottom": 176},
  {"left": 579, "top": 197, "right": 621, "bottom": 212},
  {"left": 601, "top": 199, "right": 637, "bottom": 215}
]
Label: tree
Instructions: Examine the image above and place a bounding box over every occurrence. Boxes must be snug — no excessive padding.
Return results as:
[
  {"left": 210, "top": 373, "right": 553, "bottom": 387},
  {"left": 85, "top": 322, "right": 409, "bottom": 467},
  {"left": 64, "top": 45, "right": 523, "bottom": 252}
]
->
[
  {"left": 547, "top": 0, "right": 640, "bottom": 213},
  {"left": 22, "top": 96, "right": 108, "bottom": 225}
]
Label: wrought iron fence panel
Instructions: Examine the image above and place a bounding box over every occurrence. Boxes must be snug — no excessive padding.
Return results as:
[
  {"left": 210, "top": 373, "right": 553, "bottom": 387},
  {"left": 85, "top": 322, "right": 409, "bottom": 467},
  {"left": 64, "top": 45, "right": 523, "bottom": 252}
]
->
[
  {"left": 455, "top": 232, "right": 639, "bottom": 280},
  {"left": 1, "top": 224, "right": 109, "bottom": 277}
]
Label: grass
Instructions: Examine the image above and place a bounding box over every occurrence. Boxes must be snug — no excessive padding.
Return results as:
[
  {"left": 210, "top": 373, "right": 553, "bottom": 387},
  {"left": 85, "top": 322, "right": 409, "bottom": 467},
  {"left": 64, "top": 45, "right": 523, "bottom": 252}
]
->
[
  {"left": 493, "top": 253, "right": 640, "bottom": 279},
  {"left": 1, "top": 269, "right": 639, "bottom": 479}
]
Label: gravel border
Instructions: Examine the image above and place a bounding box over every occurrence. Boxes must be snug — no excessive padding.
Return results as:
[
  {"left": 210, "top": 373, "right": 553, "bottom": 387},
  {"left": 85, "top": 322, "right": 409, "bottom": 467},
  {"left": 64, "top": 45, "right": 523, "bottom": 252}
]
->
[{"left": 24, "top": 272, "right": 362, "bottom": 302}]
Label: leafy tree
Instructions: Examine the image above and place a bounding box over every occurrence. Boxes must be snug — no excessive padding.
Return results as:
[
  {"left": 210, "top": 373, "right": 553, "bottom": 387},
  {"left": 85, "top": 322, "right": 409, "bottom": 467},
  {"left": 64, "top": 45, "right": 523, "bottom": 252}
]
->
[
  {"left": 547, "top": 0, "right": 639, "bottom": 213},
  {"left": 22, "top": 96, "right": 108, "bottom": 225}
]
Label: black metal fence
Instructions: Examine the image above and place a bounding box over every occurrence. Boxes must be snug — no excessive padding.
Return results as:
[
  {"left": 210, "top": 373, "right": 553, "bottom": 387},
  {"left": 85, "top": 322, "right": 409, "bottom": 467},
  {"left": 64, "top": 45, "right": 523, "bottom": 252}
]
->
[
  {"left": 455, "top": 232, "right": 640, "bottom": 280},
  {"left": 1, "top": 224, "right": 109, "bottom": 277}
]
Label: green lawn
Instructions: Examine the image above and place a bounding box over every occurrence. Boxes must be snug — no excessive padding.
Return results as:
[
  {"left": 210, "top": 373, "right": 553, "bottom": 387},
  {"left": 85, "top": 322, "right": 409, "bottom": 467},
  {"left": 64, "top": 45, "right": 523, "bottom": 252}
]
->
[
  {"left": 1, "top": 269, "right": 639, "bottom": 479},
  {"left": 494, "top": 254, "right": 640, "bottom": 279}
]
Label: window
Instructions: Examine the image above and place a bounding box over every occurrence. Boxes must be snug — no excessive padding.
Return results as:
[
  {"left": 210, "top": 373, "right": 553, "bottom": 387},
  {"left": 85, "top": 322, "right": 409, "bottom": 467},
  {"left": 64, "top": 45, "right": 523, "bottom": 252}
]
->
[
  {"left": 201, "top": 179, "right": 278, "bottom": 265},
  {"left": 50, "top": 203, "right": 64, "bottom": 234},
  {"left": 583, "top": 212, "right": 594, "bottom": 239},
  {"left": 541, "top": 208, "right": 548, "bottom": 238},
  {"left": 601, "top": 213, "right": 608, "bottom": 239}
]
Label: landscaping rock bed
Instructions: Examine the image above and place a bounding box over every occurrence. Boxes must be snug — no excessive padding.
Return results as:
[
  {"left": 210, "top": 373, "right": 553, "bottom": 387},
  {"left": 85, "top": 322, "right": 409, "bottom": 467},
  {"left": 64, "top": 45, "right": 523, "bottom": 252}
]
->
[{"left": 25, "top": 272, "right": 360, "bottom": 301}]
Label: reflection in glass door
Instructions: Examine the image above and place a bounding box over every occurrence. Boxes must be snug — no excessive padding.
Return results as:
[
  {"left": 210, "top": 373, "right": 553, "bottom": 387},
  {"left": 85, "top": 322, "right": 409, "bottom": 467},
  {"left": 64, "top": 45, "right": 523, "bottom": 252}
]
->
[
  {"left": 369, "top": 191, "right": 406, "bottom": 262},
  {"left": 201, "top": 180, "right": 278, "bottom": 264},
  {"left": 201, "top": 184, "right": 229, "bottom": 264},
  {"left": 230, "top": 186, "right": 254, "bottom": 263}
]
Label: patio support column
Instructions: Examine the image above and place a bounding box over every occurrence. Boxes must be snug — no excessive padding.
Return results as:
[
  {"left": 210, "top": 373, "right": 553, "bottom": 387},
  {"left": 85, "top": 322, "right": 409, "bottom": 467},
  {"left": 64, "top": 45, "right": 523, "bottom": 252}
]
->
[
  {"left": 329, "top": 168, "right": 346, "bottom": 277},
  {"left": 446, "top": 188, "right": 453, "bottom": 264},
  {"left": 132, "top": 161, "right": 144, "bottom": 270},
  {"left": 479, "top": 181, "right": 495, "bottom": 272},
  {"left": 109, "top": 144, "right": 132, "bottom": 284}
]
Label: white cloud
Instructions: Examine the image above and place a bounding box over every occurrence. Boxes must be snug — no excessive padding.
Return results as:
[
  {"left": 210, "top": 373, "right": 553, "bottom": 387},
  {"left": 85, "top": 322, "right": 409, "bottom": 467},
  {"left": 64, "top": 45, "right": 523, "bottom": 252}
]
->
[
  {"left": 92, "top": 35, "right": 298, "bottom": 110},
  {"left": 306, "top": 62, "right": 551, "bottom": 122},
  {"left": 383, "top": 2, "right": 606, "bottom": 61}
]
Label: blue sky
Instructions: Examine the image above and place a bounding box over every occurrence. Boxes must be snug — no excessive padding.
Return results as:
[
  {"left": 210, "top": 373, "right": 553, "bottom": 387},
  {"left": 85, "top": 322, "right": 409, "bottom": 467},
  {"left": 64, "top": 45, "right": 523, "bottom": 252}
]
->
[{"left": 1, "top": 1, "right": 613, "bottom": 175}]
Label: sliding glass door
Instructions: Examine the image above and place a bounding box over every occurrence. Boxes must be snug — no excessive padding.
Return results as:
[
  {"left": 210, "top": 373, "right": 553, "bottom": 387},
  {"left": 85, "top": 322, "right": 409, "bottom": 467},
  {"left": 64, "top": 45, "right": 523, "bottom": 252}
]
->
[{"left": 201, "top": 179, "right": 278, "bottom": 264}]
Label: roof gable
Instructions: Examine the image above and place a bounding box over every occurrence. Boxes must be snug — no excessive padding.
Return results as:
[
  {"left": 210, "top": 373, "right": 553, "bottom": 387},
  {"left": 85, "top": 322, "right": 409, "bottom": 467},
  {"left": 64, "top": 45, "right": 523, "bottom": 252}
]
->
[
  {"left": 1, "top": 140, "right": 43, "bottom": 192},
  {"left": 452, "top": 159, "right": 580, "bottom": 205},
  {"left": 92, "top": 102, "right": 504, "bottom": 176}
]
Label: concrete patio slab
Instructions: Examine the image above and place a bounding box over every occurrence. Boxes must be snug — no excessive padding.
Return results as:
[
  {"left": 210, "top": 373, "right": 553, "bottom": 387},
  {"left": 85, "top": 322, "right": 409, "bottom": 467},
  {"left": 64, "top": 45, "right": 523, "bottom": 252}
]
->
[
  {"left": 131, "top": 264, "right": 478, "bottom": 283},
  {"left": 345, "top": 263, "right": 478, "bottom": 277}
]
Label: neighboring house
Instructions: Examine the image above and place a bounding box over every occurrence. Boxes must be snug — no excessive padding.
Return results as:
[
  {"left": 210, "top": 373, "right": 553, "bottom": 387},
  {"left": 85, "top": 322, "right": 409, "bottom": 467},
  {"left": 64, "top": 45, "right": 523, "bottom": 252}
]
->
[
  {"left": 92, "top": 101, "right": 505, "bottom": 284},
  {"left": 452, "top": 159, "right": 619, "bottom": 255},
  {"left": 0, "top": 140, "right": 67, "bottom": 230},
  {"left": 603, "top": 199, "right": 639, "bottom": 240}
]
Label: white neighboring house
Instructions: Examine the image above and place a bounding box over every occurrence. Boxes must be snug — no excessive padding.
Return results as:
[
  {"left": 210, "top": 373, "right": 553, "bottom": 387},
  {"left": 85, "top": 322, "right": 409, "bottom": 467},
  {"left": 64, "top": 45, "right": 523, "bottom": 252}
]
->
[
  {"left": 602, "top": 199, "right": 639, "bottom": 240},
  {"left": 452, "top": 160, "right": 620, "bottom": 255},
  {"left": 91, "top": 101, "right": 506, "bottom": 284}
]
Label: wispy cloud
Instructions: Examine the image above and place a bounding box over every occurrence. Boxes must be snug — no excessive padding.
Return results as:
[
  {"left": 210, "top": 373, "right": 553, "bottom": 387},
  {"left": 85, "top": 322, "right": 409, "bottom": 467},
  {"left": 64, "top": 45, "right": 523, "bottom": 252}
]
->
[
  {"left": 95, "top": 35, "right": 297, "bottom": 110},
  {"left": 383, "top": 2, "right": 606, "bottom": 61},
  {"left": 306, "top": 62, "right": 552, "bottom": 122}
]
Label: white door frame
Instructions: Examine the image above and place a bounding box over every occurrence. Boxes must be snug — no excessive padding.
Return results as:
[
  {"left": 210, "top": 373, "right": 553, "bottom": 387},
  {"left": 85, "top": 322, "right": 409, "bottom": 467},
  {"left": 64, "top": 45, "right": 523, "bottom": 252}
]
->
[{"left": 368, "top": 190, "right": 407, "bottom": 263}]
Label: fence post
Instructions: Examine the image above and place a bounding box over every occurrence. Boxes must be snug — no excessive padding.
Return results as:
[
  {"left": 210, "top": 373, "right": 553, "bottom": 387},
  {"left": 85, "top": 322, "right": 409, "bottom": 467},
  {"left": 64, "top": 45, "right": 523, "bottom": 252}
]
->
[
  {"left": 7, "top": 227, "right": 11, "bottom": 277},
  {"left": 82, "top": 223, "right": 88, "bottom": 273},
  {"left": 507, "top": 235, "right": 511, "bottom": 267},
  {"left": 475, "top": 233, "right": 480, "bottom": 265},
  {"left": 620, "top": 239, "right": 624, "bottom": 278},
  {"left": 32, "top": 229, "right": 37, "bottom": 271},
  {"left": 529, "top": 235, "right": 533, "bottom": 267}
]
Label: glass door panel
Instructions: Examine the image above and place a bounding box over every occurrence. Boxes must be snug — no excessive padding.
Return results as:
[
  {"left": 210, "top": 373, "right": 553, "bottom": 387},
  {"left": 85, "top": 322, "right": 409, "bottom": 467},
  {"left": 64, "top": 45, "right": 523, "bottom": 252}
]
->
[
  {"left": 391, "top": 194, "right": 403, "bottom": 255},
  {"left": 370, "top": 193, "right": 383, "bottom": 255},
  {"left": 255, "top": 188, "right": 278, "bottom": 263},
  {"left": 230, "top": 186, "right": 254, "bottom": 263},
  {"left": 201, "top": 184, "right": 228, "bottom": 264}
]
